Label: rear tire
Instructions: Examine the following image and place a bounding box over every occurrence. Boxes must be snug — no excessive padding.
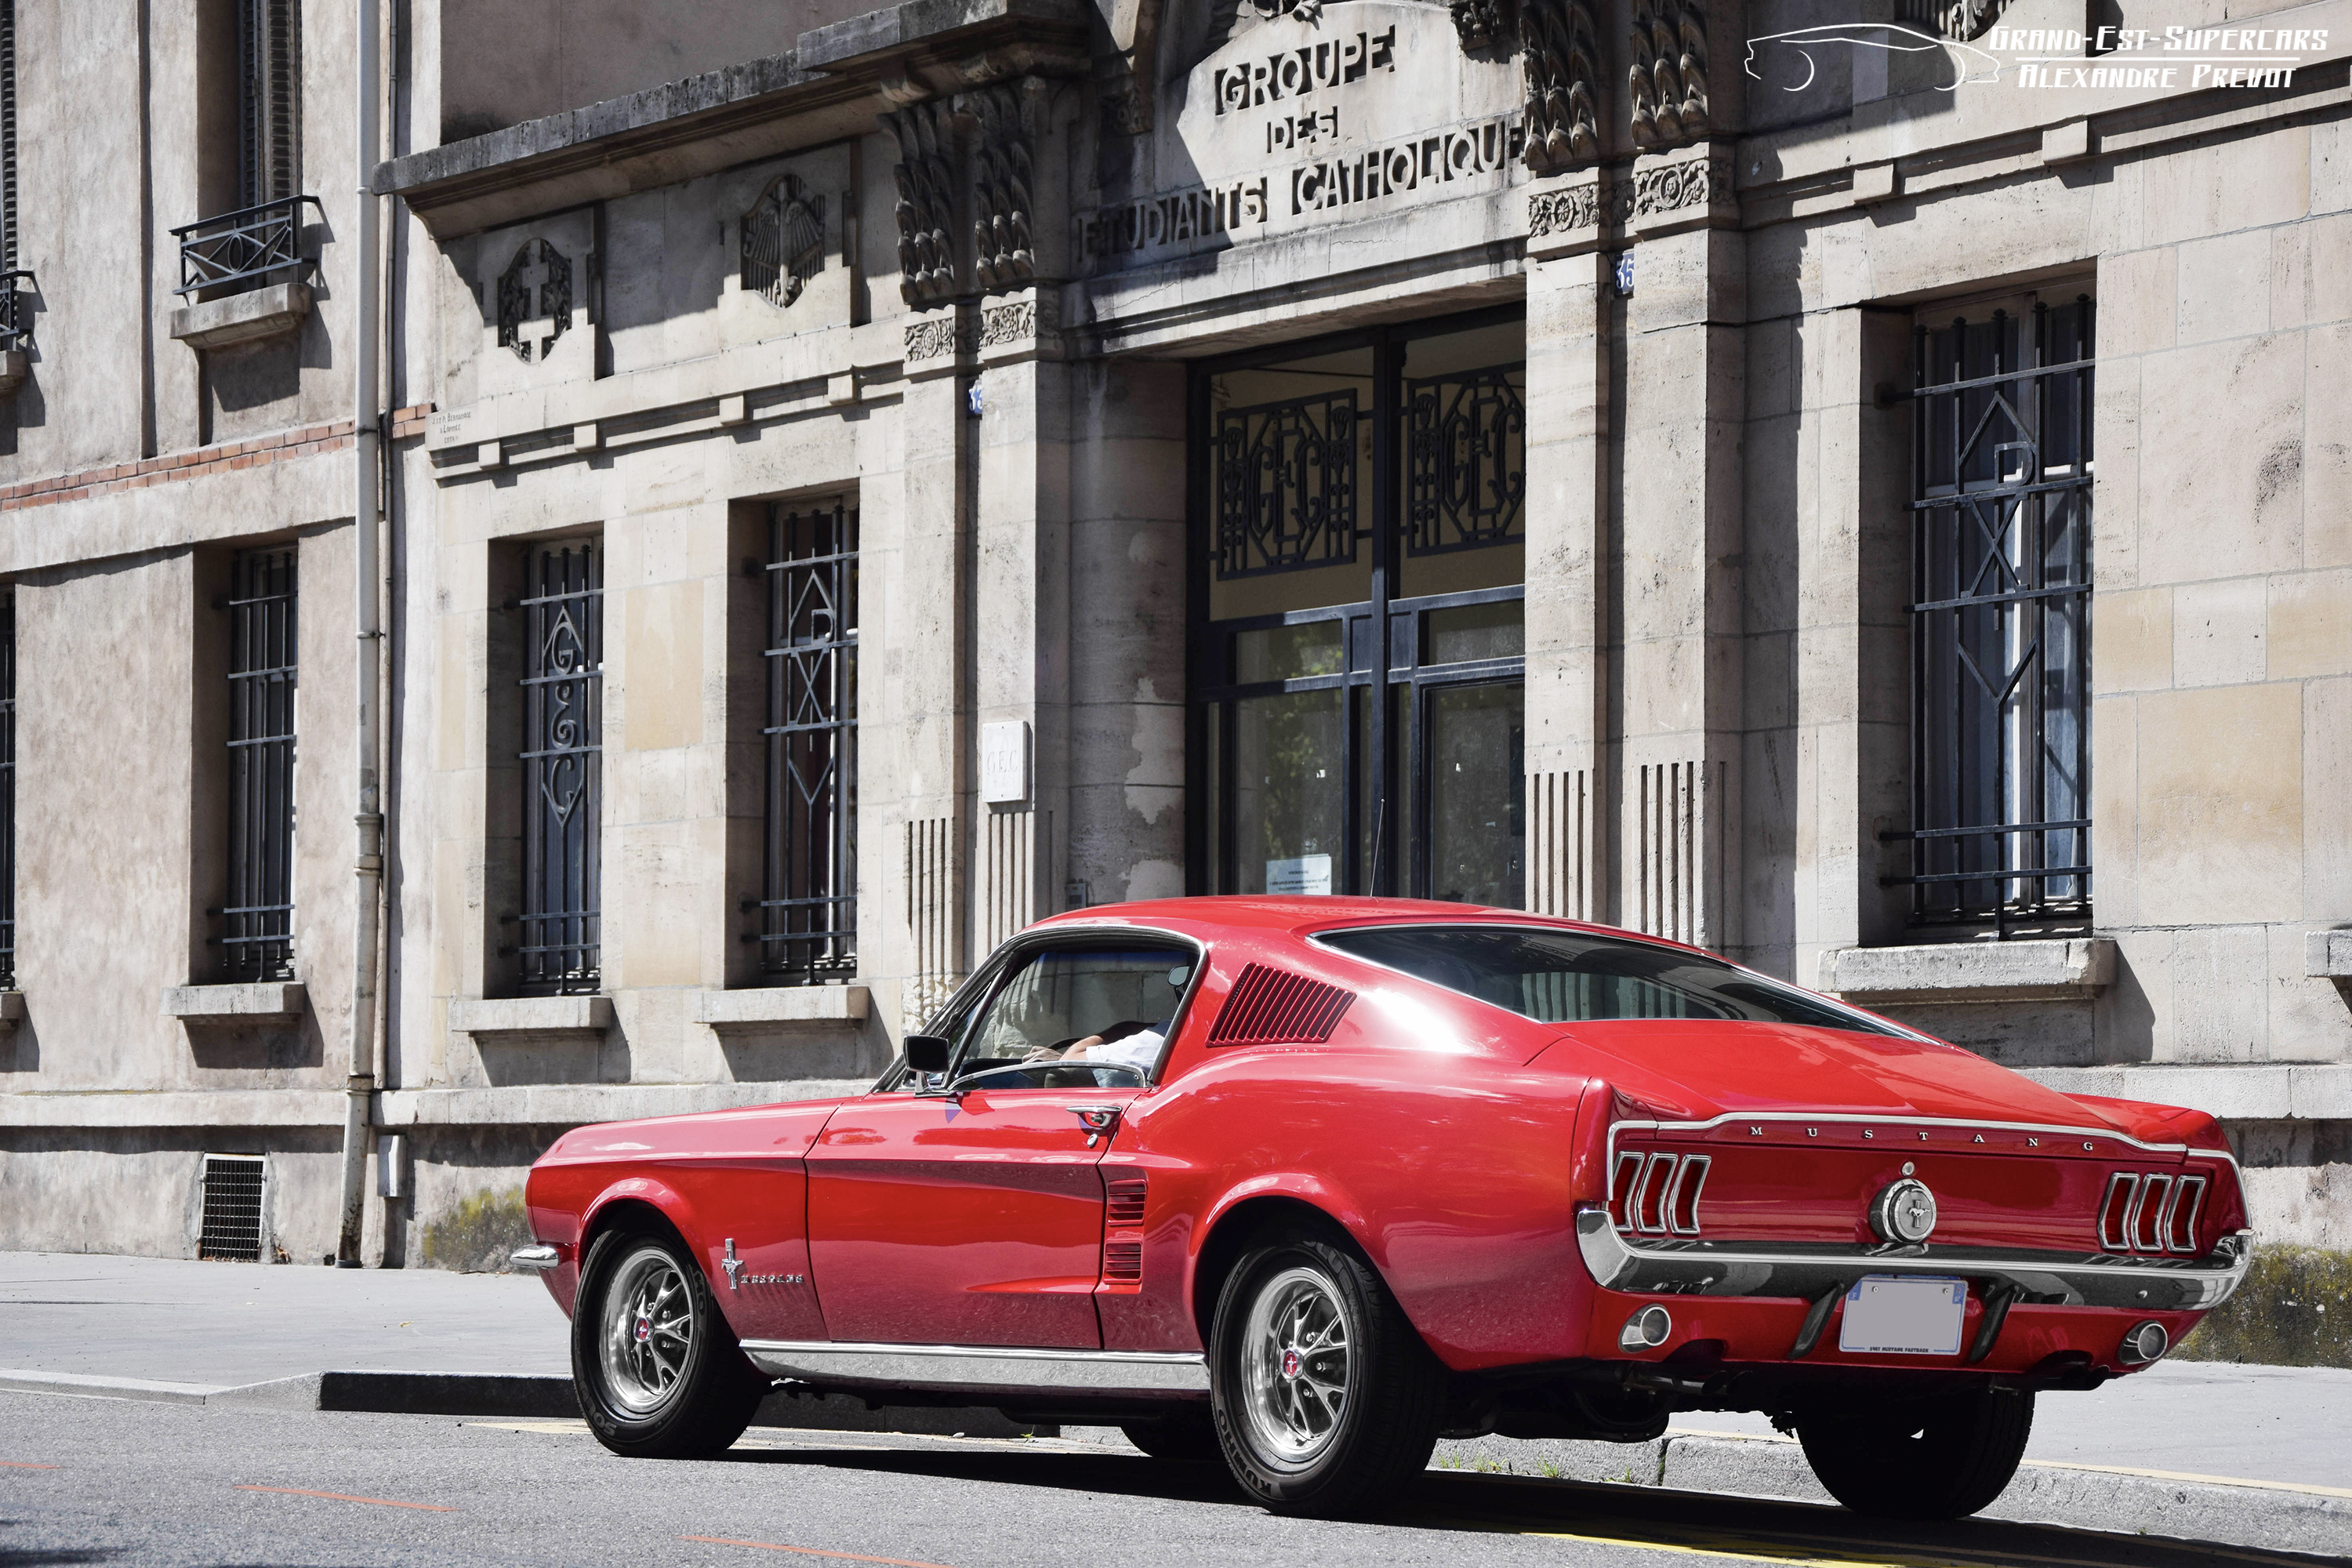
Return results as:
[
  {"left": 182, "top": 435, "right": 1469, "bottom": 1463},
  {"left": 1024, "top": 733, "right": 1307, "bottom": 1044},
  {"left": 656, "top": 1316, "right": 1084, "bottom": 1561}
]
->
[
  {"left": 1121, "top": 1410, "right": 1223, "bottom": 1464},
  {"left": 1797, "top": 1387, "right": 2034, "bottom": 1519},
  {"left": 572, "top": 1223, "right": 766, "bottom": 1458},
  {"left": 1209, "top": 1227, "right": 1444, "bottom": 1518}
]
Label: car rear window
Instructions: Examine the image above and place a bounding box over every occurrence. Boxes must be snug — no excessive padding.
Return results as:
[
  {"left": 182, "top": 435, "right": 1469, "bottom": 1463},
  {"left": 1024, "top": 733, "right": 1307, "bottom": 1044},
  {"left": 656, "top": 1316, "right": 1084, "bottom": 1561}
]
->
[{"left": 1316, "top": 925, "right": 1911, "bottom": 1036}]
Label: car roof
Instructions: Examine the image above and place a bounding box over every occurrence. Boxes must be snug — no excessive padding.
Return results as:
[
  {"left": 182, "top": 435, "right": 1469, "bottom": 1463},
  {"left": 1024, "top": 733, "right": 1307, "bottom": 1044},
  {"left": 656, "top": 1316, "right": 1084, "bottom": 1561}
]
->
[{"left": 1029, "top": 895, "right": 1711, "bottom": 957}]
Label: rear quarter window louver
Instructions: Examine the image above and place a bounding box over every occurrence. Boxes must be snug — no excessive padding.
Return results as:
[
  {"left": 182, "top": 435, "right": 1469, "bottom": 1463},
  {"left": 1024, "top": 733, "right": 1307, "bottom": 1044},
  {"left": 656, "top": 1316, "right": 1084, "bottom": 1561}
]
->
[{"left": 1207, "top": 963, "right": 1356, "bottom": 1046}]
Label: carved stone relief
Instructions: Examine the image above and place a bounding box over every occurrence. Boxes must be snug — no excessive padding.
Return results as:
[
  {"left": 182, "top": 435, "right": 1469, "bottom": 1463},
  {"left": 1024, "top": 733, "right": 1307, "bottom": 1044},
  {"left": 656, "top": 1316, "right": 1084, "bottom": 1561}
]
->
[
  {"left": 495, "top": 238, "right": 571, "bottom": 363},
  {"left": 740, "top": 173, "right": 826, "bottom": 310},
  {"left": 1521, "top": 0, "right": 1602, "bottom": 172},
  {"left": 885, "top": 100, "right": 960, "bottom": 306},
  {"left": 1628, "top": 0, "right": 1708, "bottom": 148},
  {"left": 964, "top": 80, "right": 1040, "bottom": 294}
]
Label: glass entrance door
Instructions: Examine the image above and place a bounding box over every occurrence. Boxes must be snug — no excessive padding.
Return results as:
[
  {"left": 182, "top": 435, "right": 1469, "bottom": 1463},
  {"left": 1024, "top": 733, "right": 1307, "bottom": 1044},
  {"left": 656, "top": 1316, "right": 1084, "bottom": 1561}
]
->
[{"left": 1191, "top": 311, "right": 1526, "bottom": 906}]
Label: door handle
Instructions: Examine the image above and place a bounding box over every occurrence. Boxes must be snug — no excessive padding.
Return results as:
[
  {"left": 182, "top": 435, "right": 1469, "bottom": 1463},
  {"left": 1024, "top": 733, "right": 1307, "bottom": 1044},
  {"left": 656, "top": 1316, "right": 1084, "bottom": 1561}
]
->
[{"left": 1066, "top": 1104, "right": 1122, "bottom": 1147}]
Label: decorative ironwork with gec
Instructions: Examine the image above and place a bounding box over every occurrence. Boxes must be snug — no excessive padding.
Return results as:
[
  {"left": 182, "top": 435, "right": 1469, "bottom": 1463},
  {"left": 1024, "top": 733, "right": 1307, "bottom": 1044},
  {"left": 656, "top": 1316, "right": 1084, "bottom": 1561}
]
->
[
  {"left": 1215, "top": 390, "right": 1360, "bottom": 579},
  {"left": 172, "top": 194, "right": 320, "bottom": 297},
  {"left": 223, "top": 547, "right": 297, "bottom": 982},
  {"left": 518, "top": 543, "right": 603, "bottom": 995},
  {"left": 0, "top": 589, "right": 14, "bottom": 991},
  {"left": 1403, "top": 365, "right": 1527, "bottom": 555},
  {"left": 1890, "top": 297, "right": 2094, "bottom": 932},
  {"left": 756, "top": 503, "right": 859, "bottom": 983}
]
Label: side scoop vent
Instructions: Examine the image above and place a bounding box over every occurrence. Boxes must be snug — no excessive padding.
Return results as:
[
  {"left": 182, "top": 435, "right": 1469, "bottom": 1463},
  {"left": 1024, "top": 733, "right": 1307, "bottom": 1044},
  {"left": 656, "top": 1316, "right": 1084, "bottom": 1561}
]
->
[
  {"left": 1105, "top": 1178, "right": 1149, "bottom": 1227},
  {"left": 1207, "top": 963, "right": 1356, "bottom": 1047}
]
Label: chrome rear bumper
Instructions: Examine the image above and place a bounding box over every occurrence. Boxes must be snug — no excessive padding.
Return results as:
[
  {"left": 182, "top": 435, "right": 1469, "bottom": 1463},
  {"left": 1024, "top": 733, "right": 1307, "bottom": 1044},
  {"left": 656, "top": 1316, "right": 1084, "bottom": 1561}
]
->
[{"left": 1577, "top": 1210, "right": 2252, "bottom": 1312}]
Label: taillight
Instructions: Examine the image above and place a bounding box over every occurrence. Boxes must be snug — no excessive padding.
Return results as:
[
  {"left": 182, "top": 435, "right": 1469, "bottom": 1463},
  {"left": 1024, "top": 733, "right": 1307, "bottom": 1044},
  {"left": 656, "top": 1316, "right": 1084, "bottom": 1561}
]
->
[
  {"left": 2100, "top": 1171, "right": 2206, "bottom": 1255},
  {"left": 1610, "top": 1150, "right": 1708, "bottom": 1236}
]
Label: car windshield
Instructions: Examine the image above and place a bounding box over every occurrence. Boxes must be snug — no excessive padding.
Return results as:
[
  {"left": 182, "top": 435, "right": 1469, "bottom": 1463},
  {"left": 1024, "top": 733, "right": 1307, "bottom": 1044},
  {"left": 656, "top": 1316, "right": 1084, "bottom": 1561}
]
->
[{"left": 1317, "top": 925, "right": 1910, "bottom": 1036}]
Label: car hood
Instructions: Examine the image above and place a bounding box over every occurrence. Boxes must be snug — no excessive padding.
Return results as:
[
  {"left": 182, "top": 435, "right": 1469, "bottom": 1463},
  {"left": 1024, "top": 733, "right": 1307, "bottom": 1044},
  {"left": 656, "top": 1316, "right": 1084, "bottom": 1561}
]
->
[{"left": 1528, "top": 1019, "right": 2120, "bottom": 1131}]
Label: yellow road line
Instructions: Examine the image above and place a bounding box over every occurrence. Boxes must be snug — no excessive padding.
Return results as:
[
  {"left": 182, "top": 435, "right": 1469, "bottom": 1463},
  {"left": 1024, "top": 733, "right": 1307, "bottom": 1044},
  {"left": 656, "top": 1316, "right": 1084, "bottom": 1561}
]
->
[
  {"left": 1519, "top": 1529, "right": 1910, "bottom": 1567},
  {"left": 683, "top": 1534, "right": 958, "bottom": 1567}
]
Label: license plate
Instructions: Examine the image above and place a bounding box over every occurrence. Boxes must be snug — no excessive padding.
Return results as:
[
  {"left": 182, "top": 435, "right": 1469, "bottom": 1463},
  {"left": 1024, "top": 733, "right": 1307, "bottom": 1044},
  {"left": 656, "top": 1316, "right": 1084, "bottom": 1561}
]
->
[{"left": 1838, "top": 1275, "right": 1967, "bottom": 1356}]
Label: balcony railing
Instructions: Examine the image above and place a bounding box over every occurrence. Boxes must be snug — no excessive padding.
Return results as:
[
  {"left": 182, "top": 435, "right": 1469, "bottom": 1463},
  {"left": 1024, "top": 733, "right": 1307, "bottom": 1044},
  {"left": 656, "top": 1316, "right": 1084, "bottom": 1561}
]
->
[
  {"left": 171, "top": 194, "right": 321, "bottom": 297},
  {"left": 0, "top": 272, "right": 35, "bottom": 351}
]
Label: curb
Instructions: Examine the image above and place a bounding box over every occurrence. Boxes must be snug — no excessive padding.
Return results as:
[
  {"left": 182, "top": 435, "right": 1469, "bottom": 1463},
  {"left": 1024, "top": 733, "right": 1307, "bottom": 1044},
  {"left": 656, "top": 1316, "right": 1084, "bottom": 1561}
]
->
[
  {"left": 0, "top": 1368, "right": 1047, "bottom": 1438},
  {"left": 1413, "top": 1429, "right": 2352, "bottom": 1559}
]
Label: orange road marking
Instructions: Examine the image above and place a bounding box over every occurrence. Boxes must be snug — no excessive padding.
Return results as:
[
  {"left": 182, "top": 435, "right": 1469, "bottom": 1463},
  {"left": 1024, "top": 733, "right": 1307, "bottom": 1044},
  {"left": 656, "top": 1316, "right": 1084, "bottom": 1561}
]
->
[
  {"left": 0, "top": 1461, "right": 60, "bottom": 1468},
  {"left": 235, "top": 1484, "right": 454, "bottom": 1512},
  {"left": 682, "top": 1535, "right": 959, "bottom": 1567}
]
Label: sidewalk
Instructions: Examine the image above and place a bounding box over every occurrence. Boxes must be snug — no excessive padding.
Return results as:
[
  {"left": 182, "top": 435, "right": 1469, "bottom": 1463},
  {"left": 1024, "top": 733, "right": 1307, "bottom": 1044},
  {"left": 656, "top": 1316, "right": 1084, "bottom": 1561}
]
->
[{"left": 6, "top": 1250, "right": 2347, "bottom": 1553}]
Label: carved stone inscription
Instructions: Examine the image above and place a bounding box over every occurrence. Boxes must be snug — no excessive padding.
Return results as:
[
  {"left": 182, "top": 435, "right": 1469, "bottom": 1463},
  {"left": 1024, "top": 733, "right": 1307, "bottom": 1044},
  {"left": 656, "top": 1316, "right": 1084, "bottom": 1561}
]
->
[{"left": 1085, "top": 3, "right": 1521, "bottom": 269}]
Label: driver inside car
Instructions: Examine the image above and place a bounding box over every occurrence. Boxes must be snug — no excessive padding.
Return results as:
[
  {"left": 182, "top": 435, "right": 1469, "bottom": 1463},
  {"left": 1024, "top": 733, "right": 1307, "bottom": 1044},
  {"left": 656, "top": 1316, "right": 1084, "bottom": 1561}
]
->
[{"left": 1020, "top": 1018, "right": 1168, "bottom": 1075}]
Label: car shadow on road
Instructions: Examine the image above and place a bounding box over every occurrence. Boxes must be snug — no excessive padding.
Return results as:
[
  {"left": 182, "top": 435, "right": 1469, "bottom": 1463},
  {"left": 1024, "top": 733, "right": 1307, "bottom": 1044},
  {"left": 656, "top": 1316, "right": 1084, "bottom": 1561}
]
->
[{"left": 709, "top": 1443, "right": 2346, "bottom": 1568}]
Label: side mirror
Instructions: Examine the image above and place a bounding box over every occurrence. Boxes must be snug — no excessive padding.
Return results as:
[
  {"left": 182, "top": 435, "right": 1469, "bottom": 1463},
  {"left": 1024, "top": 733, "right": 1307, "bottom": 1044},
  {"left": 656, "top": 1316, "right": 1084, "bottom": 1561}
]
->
[{"left": 903, "top": 1033, "right": 952, "bottom": 1075}]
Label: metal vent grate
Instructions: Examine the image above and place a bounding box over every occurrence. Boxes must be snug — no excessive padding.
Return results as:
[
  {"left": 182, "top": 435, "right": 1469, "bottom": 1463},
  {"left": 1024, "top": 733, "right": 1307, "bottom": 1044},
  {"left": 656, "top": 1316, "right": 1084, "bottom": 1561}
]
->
[
  {"left": 198, "top": 1155, "right": 266, "bottom": 1261},
  {"left": 1105, "top": 1177, "right": 1147, "bottom": 1227},
  {"left": 1102, "top": 1242, "right": 1143, "bottom": 1282},
  {"left": 1206, "top": 963, "right": 1355, "bottom": 1047}
]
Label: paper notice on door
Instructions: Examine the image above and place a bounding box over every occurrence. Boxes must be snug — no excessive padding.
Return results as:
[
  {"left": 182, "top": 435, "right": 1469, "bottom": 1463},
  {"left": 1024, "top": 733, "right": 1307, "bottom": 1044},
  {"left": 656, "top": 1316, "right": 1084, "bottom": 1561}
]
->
[{"left": 1265, "top": 854, "right": 1333, "bottom": 895}]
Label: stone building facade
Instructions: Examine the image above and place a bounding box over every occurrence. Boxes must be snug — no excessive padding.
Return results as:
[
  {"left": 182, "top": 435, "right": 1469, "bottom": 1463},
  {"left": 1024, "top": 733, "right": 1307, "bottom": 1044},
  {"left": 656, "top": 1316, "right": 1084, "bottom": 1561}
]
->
[{"left": 0, "top": 0, "right": 2347, "bottom": 1266}]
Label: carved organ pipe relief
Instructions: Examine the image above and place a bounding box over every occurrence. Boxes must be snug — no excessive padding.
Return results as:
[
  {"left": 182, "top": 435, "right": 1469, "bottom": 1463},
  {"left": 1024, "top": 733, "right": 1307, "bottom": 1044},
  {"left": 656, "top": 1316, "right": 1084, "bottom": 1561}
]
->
[
  {"left": 886, "top": 100, "right": 960, "bottom": 306},
  {"left": 964, "top": 80, "right": 1040, "bottom": 293},
  {"left": 1628, "top": 0, "right": 1708, "bottom": 148},
  {"left": 742, "top": 174, "right": 826, "bottom": 310}
]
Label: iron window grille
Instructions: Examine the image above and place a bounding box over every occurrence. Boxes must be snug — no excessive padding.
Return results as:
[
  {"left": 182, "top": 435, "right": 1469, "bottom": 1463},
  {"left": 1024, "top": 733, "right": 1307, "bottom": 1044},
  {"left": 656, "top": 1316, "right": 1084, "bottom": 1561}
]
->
[
  {"left": 0, "top": 589, "right": 14, "bottom": 990},
  {"left": 518, "top": 542, "right": 603, "bottom": 995},
  {"left": 1889, "top": 297, "right": 2094, "bottom": 931},
  {"left": 1214, "top": 390, "right": 1360, "bottom": 579},
  {"left": 198, "top": 1153, "right": 267, "bottom": 1261},
  {"left": 2, "top": 0, "right": 16, "bottom": 275},
  {"left": 754, "top": 503, "right": 858, "bottom": 982},
  {"left": 222, "top": 548, "right": 297, "bottom": 981},
  {"left": 1403, "top": 366, "right": 1527, "bottom": 555}
]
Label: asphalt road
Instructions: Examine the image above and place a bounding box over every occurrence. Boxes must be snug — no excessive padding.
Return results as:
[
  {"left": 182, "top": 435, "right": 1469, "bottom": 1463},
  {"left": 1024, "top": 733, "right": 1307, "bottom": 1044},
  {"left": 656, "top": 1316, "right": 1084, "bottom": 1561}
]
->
[{"left": 2, "top": 1392, "right": 2339, "bottom": 1568}]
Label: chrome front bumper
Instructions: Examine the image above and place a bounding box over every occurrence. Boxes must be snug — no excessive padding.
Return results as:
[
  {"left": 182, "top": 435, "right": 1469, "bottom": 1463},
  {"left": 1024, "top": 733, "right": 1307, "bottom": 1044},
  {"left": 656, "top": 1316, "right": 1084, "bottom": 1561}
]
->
[
  {"left": 1577, "top": 1210, "right": 2252, "bottom": 1312},
  {"left": 510, "top": 1243, "right": 562, "bottom": 1273}
]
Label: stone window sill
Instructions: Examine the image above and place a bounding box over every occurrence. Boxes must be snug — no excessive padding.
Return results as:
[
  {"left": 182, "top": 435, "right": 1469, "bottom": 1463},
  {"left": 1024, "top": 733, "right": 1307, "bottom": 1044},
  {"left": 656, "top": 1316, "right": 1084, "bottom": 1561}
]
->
[
  {"left": 161, "top": 982, "right": 306, "bottom": 1025},
  {"left": 169, "top": 281, "right": 312, "bottom": 351},
  {"left": 693, "top": 984, "right": 869, "bottom": 1033},
  {"left": 1820, "top": 938, "right": 2115, "bottom": 1005},
  {"left": 450, "top": 995, "right": 613, "bottom": 1041}
]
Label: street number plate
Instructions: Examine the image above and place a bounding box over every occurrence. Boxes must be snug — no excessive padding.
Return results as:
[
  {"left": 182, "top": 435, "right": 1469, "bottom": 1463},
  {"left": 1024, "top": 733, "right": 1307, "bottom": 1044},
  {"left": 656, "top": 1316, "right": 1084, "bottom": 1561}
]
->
[{"left": 1838, "top": 1274, "right": 1966, "bottom": 1356}]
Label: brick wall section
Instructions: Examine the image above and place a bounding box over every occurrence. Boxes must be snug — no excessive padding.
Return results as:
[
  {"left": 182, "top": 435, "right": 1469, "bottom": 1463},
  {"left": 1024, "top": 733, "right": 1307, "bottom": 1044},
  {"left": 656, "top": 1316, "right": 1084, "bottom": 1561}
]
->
[{"left": 0, "top": 404, "right": 436, "bottom": 514}]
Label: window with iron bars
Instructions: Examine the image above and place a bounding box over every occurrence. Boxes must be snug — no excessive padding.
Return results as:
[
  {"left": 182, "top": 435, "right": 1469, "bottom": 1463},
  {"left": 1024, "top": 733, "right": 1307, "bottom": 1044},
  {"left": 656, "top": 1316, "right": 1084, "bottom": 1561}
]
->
[
  {"left": 1892, "top": 296, "right": 2094, "bottom": 932},
  {"left": 518, "top": 542, "right": 602, "bottom": 995},
  {"left": 223, "top": 547, "right": 296, "bottom": 982},
  {"left": 753, "top": 503, "right": 858, "bottom": 982},
  {"left": 0, "top": 0, "right": 29, "bottom": 355},
  {"left": 0, "top": 588, "right": 14, "bottom": 991}
]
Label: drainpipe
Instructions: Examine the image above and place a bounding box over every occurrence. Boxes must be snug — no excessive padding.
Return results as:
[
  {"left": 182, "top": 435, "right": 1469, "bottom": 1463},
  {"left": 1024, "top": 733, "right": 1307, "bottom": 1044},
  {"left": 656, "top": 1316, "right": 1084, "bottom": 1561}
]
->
[{"left": 336, "top": 0, "right": 384, "bottom": 1267}]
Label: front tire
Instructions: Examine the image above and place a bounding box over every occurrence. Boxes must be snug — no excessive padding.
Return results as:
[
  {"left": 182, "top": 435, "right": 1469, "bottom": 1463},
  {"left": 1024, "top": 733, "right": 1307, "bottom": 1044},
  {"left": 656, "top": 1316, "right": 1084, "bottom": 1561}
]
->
[
  {"left": 1209, "top": 1228, "right": 1443, "bottom": 1518},
  {"left": 1797, "top": 1387, "right": 2034, "bottom": 1519},
  {"left": 572, "top": 1224, "right": 766, "bottom": 1458}
]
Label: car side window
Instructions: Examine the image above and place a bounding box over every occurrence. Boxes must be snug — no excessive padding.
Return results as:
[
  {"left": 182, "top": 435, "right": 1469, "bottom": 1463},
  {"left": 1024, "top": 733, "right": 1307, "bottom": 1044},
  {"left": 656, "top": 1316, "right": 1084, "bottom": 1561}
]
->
[{"left": 950, "top": 942, "right": 1196, "bottom": 1086}]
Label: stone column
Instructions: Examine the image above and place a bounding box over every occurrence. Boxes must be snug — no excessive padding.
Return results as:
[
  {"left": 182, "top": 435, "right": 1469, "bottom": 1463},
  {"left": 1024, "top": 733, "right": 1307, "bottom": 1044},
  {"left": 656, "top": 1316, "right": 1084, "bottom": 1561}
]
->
[
  {"left": 1614, "top": 146, "right": 1744, "bottom": 952},
  {"left": 1523, "top": 177, "right": 1614, "bottom": 924}
]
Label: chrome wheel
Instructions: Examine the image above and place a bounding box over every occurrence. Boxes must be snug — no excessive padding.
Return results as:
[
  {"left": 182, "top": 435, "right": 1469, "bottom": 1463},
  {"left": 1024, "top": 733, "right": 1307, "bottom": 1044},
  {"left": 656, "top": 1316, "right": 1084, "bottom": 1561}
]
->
[
  {"left": 599, "top": 1243, "right": 695, "bottom": 1416},
  {"left": 1239, "top": 1265, "right": 1353, "bottom": 1467}
]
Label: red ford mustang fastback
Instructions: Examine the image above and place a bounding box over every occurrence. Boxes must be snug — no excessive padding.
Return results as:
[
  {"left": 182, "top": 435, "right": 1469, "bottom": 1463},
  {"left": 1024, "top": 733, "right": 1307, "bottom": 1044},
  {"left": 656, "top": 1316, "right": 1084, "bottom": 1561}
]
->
[{"left": 514, "top": 897, "right": 2251, "bottom": 1519}]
